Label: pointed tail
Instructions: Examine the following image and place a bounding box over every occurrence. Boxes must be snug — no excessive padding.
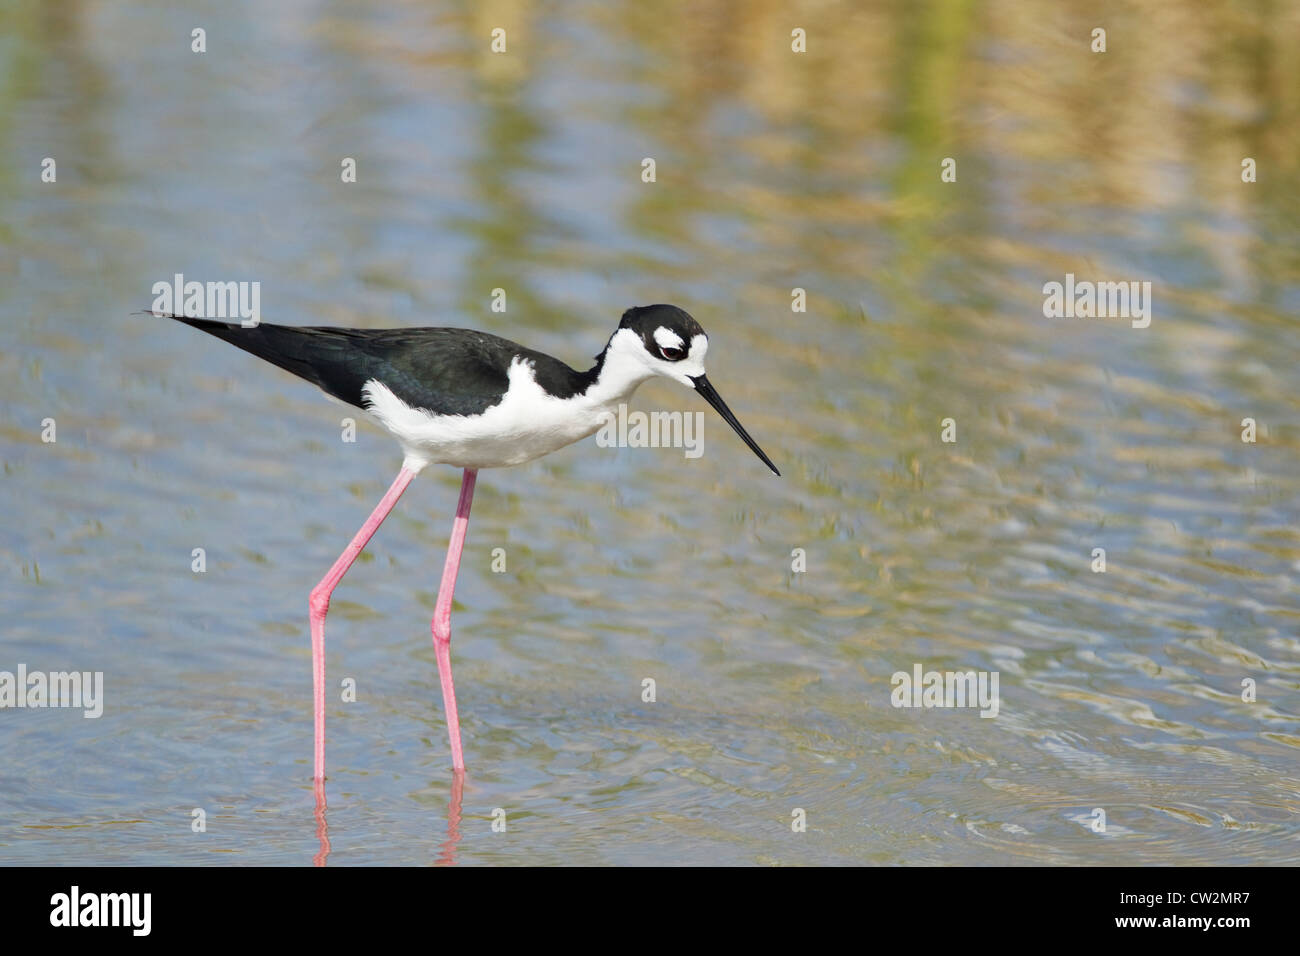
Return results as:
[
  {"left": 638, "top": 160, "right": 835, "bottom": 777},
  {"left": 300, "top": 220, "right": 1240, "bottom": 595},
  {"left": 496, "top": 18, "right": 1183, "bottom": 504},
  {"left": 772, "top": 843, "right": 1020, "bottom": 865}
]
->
[{"left": 147, "top": 311, "right": 371, "bottom": 409}]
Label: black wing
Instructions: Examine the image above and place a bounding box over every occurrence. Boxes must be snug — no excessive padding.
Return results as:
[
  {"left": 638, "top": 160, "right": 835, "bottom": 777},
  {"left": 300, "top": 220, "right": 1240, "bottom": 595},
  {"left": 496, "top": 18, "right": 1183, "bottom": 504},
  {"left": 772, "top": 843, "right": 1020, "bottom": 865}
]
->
[{"left": 157, "top": 314, "right": 594, "bottom": 416}]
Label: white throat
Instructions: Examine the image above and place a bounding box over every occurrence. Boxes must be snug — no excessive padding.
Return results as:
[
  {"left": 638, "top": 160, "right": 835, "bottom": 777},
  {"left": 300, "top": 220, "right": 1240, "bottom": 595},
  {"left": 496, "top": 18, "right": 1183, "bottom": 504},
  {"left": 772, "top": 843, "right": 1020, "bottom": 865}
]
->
[{"left": 586, "top": 332, "right": 660, "bottom": 406}]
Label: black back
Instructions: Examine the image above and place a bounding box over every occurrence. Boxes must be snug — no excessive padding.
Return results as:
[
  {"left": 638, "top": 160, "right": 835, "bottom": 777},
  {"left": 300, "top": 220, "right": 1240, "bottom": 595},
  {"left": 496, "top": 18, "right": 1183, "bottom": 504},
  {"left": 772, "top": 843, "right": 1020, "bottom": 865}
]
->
[{"left": 163, "top": 315, "right": 600, "bottom": 416}]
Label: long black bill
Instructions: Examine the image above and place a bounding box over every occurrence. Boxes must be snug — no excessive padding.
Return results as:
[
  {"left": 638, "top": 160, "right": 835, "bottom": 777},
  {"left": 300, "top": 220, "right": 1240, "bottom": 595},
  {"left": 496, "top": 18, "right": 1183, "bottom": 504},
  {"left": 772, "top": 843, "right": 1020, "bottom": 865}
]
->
[{"left": 690, "top": 375, "right": 780, "bottom": 476}]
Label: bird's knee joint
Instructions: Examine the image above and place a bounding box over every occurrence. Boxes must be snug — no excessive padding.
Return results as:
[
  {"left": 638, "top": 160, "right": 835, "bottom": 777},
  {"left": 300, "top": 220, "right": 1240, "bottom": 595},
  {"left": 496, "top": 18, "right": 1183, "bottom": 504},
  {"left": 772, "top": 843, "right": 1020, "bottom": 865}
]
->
[{"left": 309, "top": 587, "right": 331, "bottom": 617}]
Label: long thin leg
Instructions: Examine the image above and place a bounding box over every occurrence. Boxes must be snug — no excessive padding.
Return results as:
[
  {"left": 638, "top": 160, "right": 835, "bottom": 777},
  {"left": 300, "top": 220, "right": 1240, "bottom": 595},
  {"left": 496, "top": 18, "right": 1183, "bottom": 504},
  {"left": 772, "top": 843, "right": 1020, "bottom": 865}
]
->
[
  {"left": 431, "top": 468, "right": 477, "bottom": 770},
  {"left": 309, "top": 465, "right": 418, "bottom": 781}
]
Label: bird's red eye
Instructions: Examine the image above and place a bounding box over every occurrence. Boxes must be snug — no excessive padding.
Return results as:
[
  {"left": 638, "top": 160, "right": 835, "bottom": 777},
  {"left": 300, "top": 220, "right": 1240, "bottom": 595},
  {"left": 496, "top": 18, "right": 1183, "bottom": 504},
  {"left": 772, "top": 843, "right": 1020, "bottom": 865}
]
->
[{"left": 660, "top": 346, "right": 684, "bottom": 360}]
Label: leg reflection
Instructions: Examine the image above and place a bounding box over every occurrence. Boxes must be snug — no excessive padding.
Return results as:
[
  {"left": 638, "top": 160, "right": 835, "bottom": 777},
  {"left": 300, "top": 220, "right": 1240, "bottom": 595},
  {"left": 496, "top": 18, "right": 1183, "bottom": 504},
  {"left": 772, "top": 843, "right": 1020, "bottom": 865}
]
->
[
  {"left": 435, "top": 770, "right": 465, "bottom": 866},
  {"left": 312, "top": 778, "right": 330, "bottom": 867}
]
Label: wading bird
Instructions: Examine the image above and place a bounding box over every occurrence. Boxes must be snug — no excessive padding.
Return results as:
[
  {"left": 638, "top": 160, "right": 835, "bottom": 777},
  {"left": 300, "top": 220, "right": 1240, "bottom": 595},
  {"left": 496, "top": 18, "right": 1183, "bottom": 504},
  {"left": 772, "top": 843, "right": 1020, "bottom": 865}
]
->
[{"left": 156, "top": 304, "right": 779, "bottom": 779}]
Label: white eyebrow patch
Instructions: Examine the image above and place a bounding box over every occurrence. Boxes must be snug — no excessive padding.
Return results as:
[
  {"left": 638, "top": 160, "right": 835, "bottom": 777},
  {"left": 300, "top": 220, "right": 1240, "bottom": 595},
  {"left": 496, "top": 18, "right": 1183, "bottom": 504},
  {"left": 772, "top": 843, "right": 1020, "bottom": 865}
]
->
[{"left": 653, "top": 326, "right": 685, "bottom": 350}]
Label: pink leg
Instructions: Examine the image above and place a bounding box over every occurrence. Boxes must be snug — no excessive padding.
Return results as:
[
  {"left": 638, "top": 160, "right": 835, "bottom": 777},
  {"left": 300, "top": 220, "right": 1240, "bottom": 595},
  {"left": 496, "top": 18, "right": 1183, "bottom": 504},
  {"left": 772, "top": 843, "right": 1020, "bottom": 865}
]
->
[
  {"left": 308, "top": 466, "right": 417, "bottom": 781},
  {"left": 431, "top": 468, "right": 477, "bottom": 770}
]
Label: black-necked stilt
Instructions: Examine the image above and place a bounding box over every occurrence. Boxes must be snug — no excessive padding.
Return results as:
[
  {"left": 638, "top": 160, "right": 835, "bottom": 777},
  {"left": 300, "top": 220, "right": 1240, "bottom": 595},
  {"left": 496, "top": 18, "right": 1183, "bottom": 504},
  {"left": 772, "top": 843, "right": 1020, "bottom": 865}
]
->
[{"left": 153, "top": 304, "right": 778, "bottom": 779}]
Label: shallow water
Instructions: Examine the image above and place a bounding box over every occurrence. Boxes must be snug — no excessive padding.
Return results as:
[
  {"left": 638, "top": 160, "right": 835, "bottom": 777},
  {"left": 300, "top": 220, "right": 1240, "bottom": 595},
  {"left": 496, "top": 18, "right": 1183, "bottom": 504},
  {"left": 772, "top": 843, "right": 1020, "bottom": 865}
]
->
[{"left": 2, "top": 1, "right": 1299, "bottom": 865}]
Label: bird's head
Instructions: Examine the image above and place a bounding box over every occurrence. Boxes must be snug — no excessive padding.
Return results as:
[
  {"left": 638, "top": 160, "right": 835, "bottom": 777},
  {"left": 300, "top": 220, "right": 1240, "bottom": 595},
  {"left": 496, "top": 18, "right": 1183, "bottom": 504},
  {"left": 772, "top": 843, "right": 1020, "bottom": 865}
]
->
[{"left": 606, "top": 304, "right": 780, "bottom": 476}]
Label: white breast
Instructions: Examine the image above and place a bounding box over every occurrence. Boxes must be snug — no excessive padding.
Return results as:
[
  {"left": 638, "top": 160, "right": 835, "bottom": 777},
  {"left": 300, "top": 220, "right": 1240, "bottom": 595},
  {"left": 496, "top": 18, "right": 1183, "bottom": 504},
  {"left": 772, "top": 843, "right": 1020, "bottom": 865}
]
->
[{"left": 361, "top": 357, "right": 632, "bottom": 471}]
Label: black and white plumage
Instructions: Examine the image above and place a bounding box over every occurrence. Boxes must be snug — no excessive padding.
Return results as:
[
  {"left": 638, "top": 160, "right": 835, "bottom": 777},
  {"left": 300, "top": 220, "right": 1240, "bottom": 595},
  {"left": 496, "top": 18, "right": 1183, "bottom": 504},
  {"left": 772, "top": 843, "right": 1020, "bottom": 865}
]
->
[
  {"left": 156, "top": 304, "right": 780, "bottom": 476},
  {"left": 154, "top": 302, "right": 778, "bottom": 780}
]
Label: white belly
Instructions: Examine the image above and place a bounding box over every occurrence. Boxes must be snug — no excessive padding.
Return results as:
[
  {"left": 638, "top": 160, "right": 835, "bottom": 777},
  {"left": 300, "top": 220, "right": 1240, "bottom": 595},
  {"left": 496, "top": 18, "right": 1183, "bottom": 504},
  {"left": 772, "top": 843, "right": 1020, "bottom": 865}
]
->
[{"left": 360, "top": 360, "right": 627, "bottom": 470}]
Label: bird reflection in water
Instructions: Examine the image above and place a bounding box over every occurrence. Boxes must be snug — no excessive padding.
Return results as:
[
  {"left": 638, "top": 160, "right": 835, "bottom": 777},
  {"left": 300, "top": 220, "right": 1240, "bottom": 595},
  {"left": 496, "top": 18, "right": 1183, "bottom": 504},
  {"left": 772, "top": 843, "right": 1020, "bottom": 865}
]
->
[{"left": 312, "top": 773, "right": 466, "bottom": 866}]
